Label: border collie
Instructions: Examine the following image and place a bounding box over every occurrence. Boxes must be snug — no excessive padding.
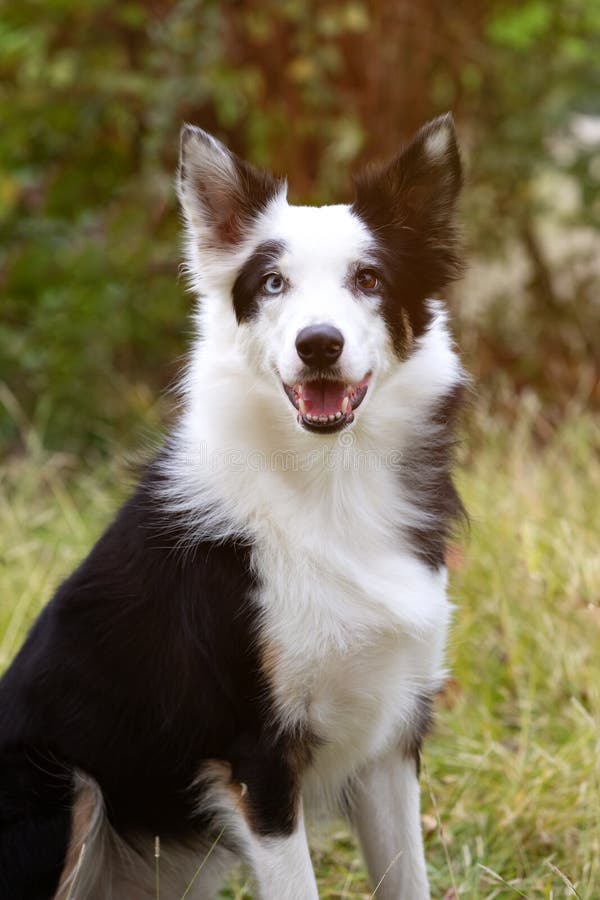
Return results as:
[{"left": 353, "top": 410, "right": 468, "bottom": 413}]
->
[{"left": 0, "top": 113, "right": 466, "bottom": 899}]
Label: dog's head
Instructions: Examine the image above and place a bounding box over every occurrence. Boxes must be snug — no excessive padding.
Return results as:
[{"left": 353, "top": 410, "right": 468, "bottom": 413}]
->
[{"left": 177, "top": 116, "right": 463, "bottom": 438}]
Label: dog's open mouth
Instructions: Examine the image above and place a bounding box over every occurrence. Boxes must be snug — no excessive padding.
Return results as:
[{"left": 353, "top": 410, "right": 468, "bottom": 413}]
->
[{"left": 283, "top": 374, "right": 371, "bottom": 433}]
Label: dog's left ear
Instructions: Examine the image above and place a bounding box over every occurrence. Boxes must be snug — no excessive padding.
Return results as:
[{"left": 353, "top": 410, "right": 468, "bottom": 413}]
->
[
  {"left": 353, "top": 113, "right": 462, "bottom": 233},
  {"left": 352, "top": 113, "right": 463, "bottom": 295},
  {"left": 178, "top": 125, "right": 285, "bottom": 249}
]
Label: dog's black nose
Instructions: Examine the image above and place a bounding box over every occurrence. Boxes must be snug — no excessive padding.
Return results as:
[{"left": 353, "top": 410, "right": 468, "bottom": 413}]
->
[{"left": 295, "top": 324, "right": 344, "bottom": 368}]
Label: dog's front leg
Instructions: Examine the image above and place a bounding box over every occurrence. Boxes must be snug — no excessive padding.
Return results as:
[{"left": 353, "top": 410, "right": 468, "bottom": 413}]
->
[
  {"left": 350, "top": 749, "right": 430, "bottom": 900},
  {"left": 244, "top": 798, "right": 318, "bottom": 900},
  {"left": 200, "top": 753, "right": 318, "bottom": 900}
]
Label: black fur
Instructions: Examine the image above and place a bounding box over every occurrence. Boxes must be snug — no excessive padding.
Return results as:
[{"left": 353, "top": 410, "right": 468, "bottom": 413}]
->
[
  {"left": 401, "top": 384, "right": 468, "bottom": 570},
  {"left": 232, "top": 240, "right": 286, "bottom": 323},
  {"left": 352, "top": 117, "right": 467, "bottom": 567},
  {"left": 0, "top": 463, "right": 313, "bottom": 897},
  {"left": 352, "top": 113, "right": 464, "bottom": 352},
  {"left": 0, "top": 751, "right": 73, "bottom": 899},
  {"left": 402, "top": 694, "right": 434, "bottom": 776}
]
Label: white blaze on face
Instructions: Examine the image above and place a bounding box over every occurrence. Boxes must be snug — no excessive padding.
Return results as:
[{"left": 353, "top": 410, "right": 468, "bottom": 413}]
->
[{"left": 246, "top": 199, "right": 391, "bottom": 389}]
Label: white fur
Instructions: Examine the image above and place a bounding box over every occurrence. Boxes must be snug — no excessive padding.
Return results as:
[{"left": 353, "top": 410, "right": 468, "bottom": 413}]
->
[
  {"left": 160, "top": 155, "right": 466, "bottom": 896},
  {"left": 251, "top": 825, "right": 318, "bottom": 900},
  {"left": 424, "top": 124, "right": 452, "bottom": 161},
  {"left": 250, "top": 201, "right": 386, "bottom": 388},
  {"left": 352, "top": 750, "right": 430, "bottom": 899},
  {"left": 194, "top": 775, "right": 318, "bottom": 900}
]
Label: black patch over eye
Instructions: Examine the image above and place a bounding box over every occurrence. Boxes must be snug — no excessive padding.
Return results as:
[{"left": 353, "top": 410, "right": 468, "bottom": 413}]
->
[
  {"left": 232, "top": 240, "right": 286, "bottom": 322},
  {"left": 355, "top": 268, "right": 380, "bottom": 292}
]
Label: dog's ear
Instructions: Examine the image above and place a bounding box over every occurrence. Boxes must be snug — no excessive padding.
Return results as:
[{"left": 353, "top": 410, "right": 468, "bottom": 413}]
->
[
  {"left": 352, "top": 114, "right": 464, "bottom": 339},
  {"left": 178, "top": 125, "right": 285, "bottom": 249},
  {"left": 353, "top": 113, "right": 462, "bottom": 235}
]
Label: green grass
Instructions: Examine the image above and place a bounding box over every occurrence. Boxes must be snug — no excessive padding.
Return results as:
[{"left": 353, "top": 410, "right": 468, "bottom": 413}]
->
[{"left": 1, "top": 395, "right": 598, "bottom": 899}]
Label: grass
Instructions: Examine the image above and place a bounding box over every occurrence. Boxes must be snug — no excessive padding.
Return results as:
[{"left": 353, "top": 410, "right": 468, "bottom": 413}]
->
[{"left": 1, "top": 392, "right": 598, "bottom": 899}]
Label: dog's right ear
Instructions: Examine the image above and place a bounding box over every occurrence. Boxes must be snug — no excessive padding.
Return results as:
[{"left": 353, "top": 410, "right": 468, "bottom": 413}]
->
[{"left": 178, "top": 125, "right": 285, "bottom": 250}]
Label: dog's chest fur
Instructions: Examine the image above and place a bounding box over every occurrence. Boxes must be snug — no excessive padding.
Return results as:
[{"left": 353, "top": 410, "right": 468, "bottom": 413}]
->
[{"left": 248, "top": 464, "right": 451, "bottom": 806}]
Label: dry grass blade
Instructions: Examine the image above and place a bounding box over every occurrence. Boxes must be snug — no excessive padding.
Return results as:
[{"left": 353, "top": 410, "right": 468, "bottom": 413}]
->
[
  {"left": 179, "top": 784, "right": 248, "bottom": 900},
  {"left": 340, "top": 858, "right": 360, "bottom": 899},
  {"left": 155, "top": 836, "right": 160, "bottom": 900},
  {"left": 546, "top": 862, "right": 584, "bottom": 899},
  {"left": 64, "top": 842, "right": 86, "bottom": 900},
  {"left": 367, "top": 849, "right": 403, "bottom": 898},
  {"left": 422, "top": 761, "right": 458, "bottom": 897},
  {"left": 477, "top": 864, "right": 528, "bottom": 897}
]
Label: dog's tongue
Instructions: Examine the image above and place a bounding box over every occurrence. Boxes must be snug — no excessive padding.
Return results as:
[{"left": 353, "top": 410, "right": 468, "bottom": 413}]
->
[{"left": 302, "top": 380, "right": 347, "bottom": 416}]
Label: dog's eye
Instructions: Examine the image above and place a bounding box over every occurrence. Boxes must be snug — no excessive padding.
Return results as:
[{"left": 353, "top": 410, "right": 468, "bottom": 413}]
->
[
  {"left": 263, "top": 273, "right": 285, "bottom": 295},
  {"left": 356, "top": 269, "right": 380, "bottom": 292}
]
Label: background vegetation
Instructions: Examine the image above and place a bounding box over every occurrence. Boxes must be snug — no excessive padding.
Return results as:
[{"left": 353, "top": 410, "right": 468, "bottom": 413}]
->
[
  {"left": 1, "top": 0, "right": 598, "bottom": 448},
  {"left": 1, "top": 1, "right": 599, "bottom": 897}
]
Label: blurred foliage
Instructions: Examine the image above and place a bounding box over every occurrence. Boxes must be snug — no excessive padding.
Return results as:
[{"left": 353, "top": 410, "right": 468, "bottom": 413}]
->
[{"left": 0, "top": 0, "right": 599, "bottom": 450}]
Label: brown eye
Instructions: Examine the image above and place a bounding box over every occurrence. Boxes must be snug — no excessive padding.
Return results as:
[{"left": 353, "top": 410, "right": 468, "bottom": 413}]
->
[{"left": 356, "top": 269, "right": 379, "bottom": 292}]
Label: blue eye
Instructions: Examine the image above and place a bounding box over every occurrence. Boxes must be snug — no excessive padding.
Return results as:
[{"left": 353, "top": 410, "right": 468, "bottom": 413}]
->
[{"left": 263, "top": 273, "right": 285, "bottom": 295}]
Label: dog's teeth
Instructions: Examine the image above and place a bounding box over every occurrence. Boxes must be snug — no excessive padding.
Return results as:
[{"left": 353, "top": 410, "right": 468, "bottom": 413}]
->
[
  {"left": 342, "top": 396, "right": 350, "bottom": 414},
  {"left": 299, "top": 398, "right": 307, "bottom": 415},
  {"left": 335, "top": 411, "right": 342, "bottom": 420},
  {"left": 328, "top": 414, "right": 335, "bottom": 423},
  {"left": 319, "top": 415, "right": 328, "bottom": 424},
  {"left": 347, "top": 412, "right": 354, "bottom": 424}
]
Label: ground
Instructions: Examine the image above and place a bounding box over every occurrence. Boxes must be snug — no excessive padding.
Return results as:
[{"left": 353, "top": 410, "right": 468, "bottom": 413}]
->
[{"left": 1, "top": 393, "right": 598, "bottom": 899}]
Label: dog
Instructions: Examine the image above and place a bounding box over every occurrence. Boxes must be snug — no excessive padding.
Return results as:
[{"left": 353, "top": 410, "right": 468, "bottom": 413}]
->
[{"left": 0, "top": 113, "right": 466, "bottom": 899}]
